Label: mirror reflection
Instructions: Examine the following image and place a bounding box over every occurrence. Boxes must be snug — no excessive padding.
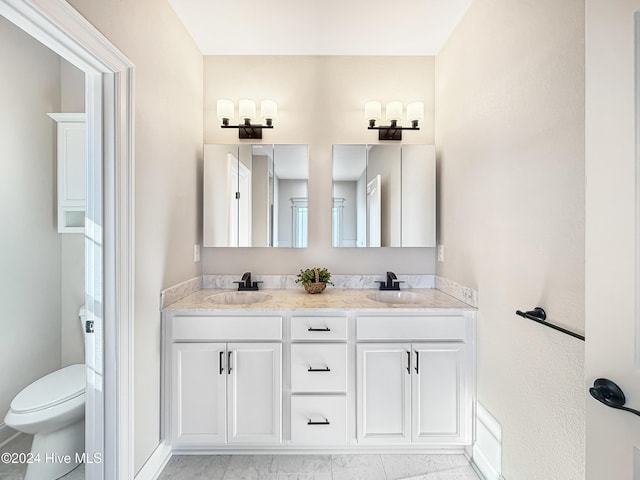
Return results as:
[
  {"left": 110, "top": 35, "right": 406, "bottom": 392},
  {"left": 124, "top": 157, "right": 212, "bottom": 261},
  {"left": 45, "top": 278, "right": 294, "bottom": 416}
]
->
[
  {"left": 332, "top": 144, "right": 435, "bottom": 248},
  {"left": 204, "top": 144, "right": 308, "bottom": 248}
]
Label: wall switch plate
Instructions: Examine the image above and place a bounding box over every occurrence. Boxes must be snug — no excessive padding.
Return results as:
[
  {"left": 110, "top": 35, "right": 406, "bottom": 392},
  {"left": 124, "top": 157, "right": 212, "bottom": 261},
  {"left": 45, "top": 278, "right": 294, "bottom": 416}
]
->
[
  {"left": 194, "top": 244, "right": 201, "bottom": 262},
  {"left": 437, "top": 244, "right": 445, "bottom": 262}
]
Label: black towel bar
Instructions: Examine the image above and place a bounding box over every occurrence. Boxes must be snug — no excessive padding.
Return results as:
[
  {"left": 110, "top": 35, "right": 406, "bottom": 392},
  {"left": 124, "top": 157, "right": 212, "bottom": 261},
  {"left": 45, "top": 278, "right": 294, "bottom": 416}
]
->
[{"left": 515, "top": 307, "right": 585, "bottom": 341}]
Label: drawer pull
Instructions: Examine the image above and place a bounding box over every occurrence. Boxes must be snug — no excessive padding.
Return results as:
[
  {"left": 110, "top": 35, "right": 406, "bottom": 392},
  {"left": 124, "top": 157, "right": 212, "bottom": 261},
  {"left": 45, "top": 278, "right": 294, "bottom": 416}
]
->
[
  {"left": 307, "top": 418, "right": 330, "bottom": 425},
  {"left": 414, "top": 350, "right": 419, "bottom": 374},
  {"left": 307, "top": 366, "right": 331, "bottom": 372},
  {"left": 308, "top": 326, "right": 331, "bottom": 332},
  {"left": 228, "top": 350, "right": 232, "bottom": 374},
  {"left": 219, "top": 351, "right": 224, "bottom": 375}
]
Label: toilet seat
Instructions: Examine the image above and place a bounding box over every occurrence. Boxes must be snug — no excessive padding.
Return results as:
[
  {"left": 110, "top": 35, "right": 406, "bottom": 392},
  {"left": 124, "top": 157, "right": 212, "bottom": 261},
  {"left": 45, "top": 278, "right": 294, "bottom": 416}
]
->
[{"left": 10, "top": 364, "right": 85, "bottom": 414}]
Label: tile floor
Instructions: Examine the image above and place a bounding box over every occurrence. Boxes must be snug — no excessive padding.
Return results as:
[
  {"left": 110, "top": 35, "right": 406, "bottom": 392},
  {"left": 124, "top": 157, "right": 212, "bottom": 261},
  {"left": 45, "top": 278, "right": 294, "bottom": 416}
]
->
[
  {"left": 0, "top": 434, "right": 84, "bottom": 479},
  {"left": 159, "top": 453, "right": 481, "bottom": 480},
  {"left": 0, "top": 434, "right": 482, "bottom": 480}
]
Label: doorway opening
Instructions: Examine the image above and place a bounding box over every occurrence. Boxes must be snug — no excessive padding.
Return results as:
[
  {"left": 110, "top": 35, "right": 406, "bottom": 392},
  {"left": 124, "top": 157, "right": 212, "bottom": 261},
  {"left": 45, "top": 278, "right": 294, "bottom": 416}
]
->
[{"left": 0, "top": 1, "right": 134, "bottom": 478}]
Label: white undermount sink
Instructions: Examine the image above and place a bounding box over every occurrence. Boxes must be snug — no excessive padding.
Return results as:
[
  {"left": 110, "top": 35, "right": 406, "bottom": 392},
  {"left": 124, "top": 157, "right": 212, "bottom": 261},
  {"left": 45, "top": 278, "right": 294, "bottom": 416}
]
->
[
  {"left": 366, "top": 291, "right": 425, "bottom": 305},
  {"left": 205, "top": 291, "right": 273, "bottom": 305}
]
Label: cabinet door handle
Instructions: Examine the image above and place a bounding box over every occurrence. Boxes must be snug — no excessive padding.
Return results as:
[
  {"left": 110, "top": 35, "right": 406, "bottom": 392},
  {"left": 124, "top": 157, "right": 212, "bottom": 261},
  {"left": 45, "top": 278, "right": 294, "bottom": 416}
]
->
[
  {"left": 219, "top": 351, "right": 224, "bottom": 375},
  {"left": 308, "top": 326, "right": 331, "bottom": 332},
  {"left": 414, "top": 350, "right": 419, "bottom": 374},
  {"left": 307, "top": 366, "right": 331, "bottom": 372},
  {"left": 406, "top": 351, "right": 411, "bottom": 375},
  {"left": 228, "top": 350, "right": 232, "bottom": 374},
  {"left": 307, "top": 418, "right": 330, "bottom": 425}
]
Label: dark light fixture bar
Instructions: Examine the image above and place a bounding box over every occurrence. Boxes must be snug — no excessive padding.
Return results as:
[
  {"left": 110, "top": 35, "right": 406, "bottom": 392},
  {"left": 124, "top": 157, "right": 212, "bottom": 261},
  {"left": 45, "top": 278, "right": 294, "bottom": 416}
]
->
[
  {"left": 218, "top": 99, "right": 277, "bottom": 139},
  {"left": 220, "top": 118, "right": 273, "bottom": 139},
  {"left": 368, "top": 119, "right": 420, "bottom": 141},
  {"left": 365, "top": 100, "right": 424, "bottom": 141}
]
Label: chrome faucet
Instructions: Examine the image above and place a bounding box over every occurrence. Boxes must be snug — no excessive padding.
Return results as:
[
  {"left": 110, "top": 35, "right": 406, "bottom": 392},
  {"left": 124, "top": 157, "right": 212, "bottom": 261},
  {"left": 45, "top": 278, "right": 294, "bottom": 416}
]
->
[
  {"left": 233, "top": 272, "right": 263, "bottom": 291},
  {"left": 376, "top": 271, "right": 404, "bottom": 291}
]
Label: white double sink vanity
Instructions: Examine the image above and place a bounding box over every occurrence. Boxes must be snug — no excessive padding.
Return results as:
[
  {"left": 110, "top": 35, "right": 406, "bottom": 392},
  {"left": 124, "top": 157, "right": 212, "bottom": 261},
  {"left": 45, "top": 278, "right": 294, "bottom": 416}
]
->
[{"left": 161, "top": 287, "right": 476, "bottom": 454}]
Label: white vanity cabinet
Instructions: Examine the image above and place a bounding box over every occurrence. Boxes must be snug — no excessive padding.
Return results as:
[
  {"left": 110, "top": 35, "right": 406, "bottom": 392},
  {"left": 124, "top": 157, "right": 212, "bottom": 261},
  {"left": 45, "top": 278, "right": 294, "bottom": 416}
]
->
[
  {"left": 356, "top": 314, "right": 473, "bottom": 446},
  {"left": 168, "top": 315, "right": 282, "bottom": 446},
  {"left": 162, "top": 302, "right": 475, "bottom": 453},
  {"left": 289, "top": 315, "right": 348, "bottom": 445}
]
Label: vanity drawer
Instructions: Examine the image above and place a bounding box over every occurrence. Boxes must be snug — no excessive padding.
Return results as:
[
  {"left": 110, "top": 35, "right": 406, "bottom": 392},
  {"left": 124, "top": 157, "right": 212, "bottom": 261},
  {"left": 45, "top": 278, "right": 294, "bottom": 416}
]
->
[
  {"left": 291, "top": 395, "right": 347, "bottom": 445},
  {"left": 356, "top": 315, "right": 466, "bottom": 341},
  {"left": 172, "top": 316, "right": 282, "bottom": 341},
  {"left": 291, "top": 344, "right": 347, "bottom": 393},
  {"left": 290, "top": 316, "right": 347, "bottom": 341}
]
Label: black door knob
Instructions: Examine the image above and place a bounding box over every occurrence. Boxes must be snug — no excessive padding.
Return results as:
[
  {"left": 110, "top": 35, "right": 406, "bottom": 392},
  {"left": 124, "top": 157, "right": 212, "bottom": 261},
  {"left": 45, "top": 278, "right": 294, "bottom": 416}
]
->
[{"left": 589, "top": 378, "right": 640, "bottom": 417}]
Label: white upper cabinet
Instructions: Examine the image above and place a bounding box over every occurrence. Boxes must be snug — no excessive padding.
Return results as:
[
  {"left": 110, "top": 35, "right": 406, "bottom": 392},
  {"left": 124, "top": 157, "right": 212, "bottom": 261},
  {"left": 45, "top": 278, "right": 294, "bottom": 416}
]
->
[{"left": 48, "top": 113, "right": 86, "bottom": 233}]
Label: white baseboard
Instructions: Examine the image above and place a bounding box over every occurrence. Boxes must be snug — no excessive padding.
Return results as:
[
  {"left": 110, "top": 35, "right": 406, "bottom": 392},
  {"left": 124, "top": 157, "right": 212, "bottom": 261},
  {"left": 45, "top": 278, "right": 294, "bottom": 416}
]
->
[
  {"left": 0, "top": 423, "right": 19, "bottom": 449},
  {"left": 134, "top": 441, "right": 172, "bottom": 480},
  {"left": 471, "top": 403, "right": 503, "bottom": 480}
]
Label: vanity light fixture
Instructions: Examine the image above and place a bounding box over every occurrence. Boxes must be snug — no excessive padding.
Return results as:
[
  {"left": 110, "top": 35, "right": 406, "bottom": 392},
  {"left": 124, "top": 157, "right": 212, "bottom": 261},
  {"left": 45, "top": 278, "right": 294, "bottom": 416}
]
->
[
  {"left": 217, "top": 98, "right": 277, "bottom": 139},
  {"left": 365, "top": 100, "right": 424, "bottom": 140}
]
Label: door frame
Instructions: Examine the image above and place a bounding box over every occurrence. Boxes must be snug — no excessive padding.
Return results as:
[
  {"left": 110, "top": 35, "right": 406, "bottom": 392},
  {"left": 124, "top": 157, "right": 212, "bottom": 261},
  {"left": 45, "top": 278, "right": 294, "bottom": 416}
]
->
[
  {"left": 0, "top": 0, "right": 135, "bottom": 478},
  {"left": 585, "top": 1, "right": 640, "bottom": 477}
]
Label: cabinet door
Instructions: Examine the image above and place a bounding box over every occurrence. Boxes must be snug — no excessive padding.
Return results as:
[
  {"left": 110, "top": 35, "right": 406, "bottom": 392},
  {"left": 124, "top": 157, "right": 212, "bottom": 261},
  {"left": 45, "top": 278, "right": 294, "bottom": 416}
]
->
[
  {"left": 357, "top": 343, "right": 411, "bottom": 444},
  {"left": 171, "top": 343, "right": 226, "bottom": 445},
  {"left": 227, "top": 342, "right": 282, "bottom": 444},
  {"left": 411, "top": 342, "right": 467, "bottom": 444}
]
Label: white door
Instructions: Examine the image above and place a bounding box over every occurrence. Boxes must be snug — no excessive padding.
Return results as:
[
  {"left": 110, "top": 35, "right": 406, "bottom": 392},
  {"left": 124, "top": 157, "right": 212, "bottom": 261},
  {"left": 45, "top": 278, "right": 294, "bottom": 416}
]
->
[
  {"left": 238, "top": 160, "right": 252, "bottom": 247},
  {"left": 227, "top": 343, "right": 282, "bottom": 444},
  {"left": 367, "top": 175, "right": 382, "bottom": 247},
  {"left": 586, "top": 2, "right": 640, "bottom": 478},
  {"left": 411, "top": 343, "right": 466, "bottom": 445},
  {"left": 171, "top": 343, "right": 227, "bottom": 445},
  {"left": 357, "top": 343, "right": 411, "bottom": 443}
]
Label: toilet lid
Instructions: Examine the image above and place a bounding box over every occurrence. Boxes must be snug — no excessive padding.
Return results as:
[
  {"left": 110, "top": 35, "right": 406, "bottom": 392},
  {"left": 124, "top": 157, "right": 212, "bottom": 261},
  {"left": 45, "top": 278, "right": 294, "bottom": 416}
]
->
[{"left": 11, "top": 364, "right": 85, "bottom": 414}]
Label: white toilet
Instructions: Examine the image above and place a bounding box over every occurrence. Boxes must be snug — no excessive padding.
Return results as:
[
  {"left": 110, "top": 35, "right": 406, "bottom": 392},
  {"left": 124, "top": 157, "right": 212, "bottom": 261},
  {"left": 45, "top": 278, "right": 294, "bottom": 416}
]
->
[{"left": 4, "top": 307, "right": 87, "bottom": 480}]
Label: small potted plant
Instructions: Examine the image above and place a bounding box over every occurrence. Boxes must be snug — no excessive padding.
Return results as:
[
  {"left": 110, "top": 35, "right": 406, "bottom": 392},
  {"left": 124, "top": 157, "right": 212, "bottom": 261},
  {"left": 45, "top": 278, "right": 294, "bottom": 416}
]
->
[{"left": 295, "top": 267, "right": 334, "bottom": 294}]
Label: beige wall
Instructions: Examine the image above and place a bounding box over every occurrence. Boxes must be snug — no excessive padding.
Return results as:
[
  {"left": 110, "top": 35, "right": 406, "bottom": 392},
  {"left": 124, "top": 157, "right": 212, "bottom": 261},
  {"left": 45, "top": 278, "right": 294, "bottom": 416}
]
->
[
  {"left": 0, "top": 15, "right": 62, "bottom": 441},
  {"left": 64, "top": 0, "right": 204, "bottom": 472},
  {"left": 202, "top": 56, "right": 437, "bottom": 274},
  {"left": 436, "top": 0, "right": 585, "bottom": 478}
]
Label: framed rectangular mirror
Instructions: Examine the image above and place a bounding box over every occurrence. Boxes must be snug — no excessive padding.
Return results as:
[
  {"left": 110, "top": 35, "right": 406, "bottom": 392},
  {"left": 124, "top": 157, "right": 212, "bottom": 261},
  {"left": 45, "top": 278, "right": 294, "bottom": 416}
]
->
[
  {"left": 204, "top": 144, "right": 309, "bottom": 247},
  {"left": 332, "top": 144, "right": 435, "bottom": 248}
]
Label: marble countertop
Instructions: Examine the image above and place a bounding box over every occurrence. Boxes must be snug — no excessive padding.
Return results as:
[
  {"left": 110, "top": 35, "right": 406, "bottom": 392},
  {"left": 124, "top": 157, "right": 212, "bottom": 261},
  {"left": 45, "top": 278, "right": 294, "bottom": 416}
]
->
[{"left": 164, "top": 287, "right": 475, "bottom": 312}]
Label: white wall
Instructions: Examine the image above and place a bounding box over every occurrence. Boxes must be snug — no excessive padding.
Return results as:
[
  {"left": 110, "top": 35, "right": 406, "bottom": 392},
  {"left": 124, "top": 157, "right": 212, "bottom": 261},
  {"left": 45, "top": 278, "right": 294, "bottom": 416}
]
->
[
  {"left": 0, "top": 15, "right": 62, "bottom": 439},
  {"left": 64, "top": 0, "right": 204, "bottom": 472},
  {"left": 435, "top": 0, "right": 585, "bottom": 478},
  {"left": 202, "top": 56, "right": 437, "bottom": 273}
]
